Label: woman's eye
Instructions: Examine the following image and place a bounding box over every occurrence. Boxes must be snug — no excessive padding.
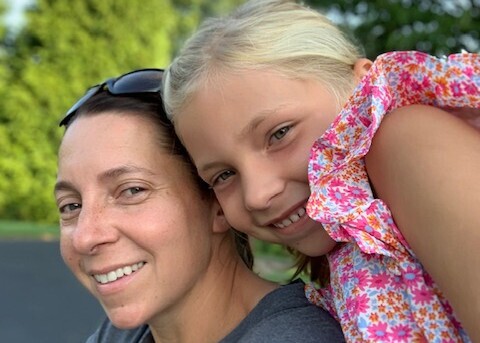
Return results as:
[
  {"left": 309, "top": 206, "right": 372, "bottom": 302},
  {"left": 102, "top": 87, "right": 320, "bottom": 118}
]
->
[
  {"left": 123, "top": 187, "right": 144, "bottom": 197},
  {"left": 59, "top": 203, "right": 81, "bottom": 214},
  {"left": 212, "top": 170, "right": 235, "bottom": 186},
  {"left": 270, "top": 125, "right": 291, "bottom": 143}
]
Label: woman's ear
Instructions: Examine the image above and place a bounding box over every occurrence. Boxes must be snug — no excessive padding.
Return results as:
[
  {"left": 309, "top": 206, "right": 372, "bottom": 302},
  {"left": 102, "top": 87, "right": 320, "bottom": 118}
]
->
[
  {"left": 353, "top": 58, "right": 373, "bottom": 83},
  {"left": 211, "top": 200, "right": 230, "bottom": 233}
]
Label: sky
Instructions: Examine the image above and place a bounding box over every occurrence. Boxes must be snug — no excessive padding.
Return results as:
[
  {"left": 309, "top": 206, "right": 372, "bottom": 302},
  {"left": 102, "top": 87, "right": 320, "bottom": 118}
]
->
[{"left": 4, "top": 0, "right": 32, "bottom": 29}]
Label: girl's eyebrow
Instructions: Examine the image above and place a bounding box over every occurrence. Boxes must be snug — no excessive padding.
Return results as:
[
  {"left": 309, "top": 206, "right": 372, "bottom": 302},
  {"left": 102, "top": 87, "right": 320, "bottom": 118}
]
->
[
  {"left": 238, "top": 104, "right": 290, "bottom": 139},
  {"left": 198, "top": 160, "right": 223, "bottom": 175},
  {"left": 238, "top": 115, "right": 268, "bottom": 140}
]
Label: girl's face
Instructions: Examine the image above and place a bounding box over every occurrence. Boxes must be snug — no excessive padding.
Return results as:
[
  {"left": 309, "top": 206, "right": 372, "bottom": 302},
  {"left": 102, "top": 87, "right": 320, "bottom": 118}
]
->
[
  {"left": 176, "top": 69, "right": 344, "bottom": 256},
  {"left": 55, "top": 113, "right": 216, "bottom": 329}
]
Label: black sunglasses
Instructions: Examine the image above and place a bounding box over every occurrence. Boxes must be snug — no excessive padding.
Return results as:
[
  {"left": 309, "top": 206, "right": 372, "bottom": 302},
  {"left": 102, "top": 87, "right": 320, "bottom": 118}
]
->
[{"left": 59, "top": 68, "right": 164, "bottom": 127}]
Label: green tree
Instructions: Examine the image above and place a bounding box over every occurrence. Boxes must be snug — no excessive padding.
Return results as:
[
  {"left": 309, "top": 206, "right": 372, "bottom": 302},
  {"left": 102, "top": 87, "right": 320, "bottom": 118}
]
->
[
  {"left": 306, "top": 0, "right": 479, "bottom": 58},
  {"left": 0, "top": 0, "right": 7, "bottom": 88},
  {"left": 171, "top": 0, "right": 245, "bottom": 54},
  {"left": 0, "top": 0, "right": 245, "bottom": 224},
  {"left": 0, "top": 0, "right": 178, "bottom": 223}
]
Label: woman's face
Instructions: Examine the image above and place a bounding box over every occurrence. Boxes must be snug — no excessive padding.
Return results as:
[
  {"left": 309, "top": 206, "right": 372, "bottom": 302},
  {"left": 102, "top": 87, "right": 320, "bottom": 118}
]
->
[{"left": 55, "top": 113, "right": 216, "bottom": 328}]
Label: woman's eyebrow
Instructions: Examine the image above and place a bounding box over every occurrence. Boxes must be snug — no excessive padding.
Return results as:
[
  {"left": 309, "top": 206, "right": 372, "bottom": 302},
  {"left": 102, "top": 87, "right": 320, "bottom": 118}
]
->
[
  {"left": 98, "top": 165, "right": 156, "bottom": 183},
  {"left": 54, "top": 165, "right": 155, "bottom": 195},
  {"left": 53, "top": 180, "right": 75, "bottom": 195}
]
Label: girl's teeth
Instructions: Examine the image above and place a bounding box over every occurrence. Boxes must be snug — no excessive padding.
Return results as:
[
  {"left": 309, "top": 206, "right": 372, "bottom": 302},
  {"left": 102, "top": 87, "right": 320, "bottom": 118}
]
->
[
  {"left": 274, "top": 207, "right": 306, "bottom": 229},
  {"left": 297, "top": 207, "right": 306, "bottom": 217},
  {"left": 290, "top": 213, "right": 300, "bottom": 222}
]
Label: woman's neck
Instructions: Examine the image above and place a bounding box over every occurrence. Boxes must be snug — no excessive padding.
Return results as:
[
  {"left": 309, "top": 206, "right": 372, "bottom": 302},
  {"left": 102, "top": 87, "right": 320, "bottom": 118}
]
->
[{"left": 148, "top": 253, "right": 277, "bottom": 343}]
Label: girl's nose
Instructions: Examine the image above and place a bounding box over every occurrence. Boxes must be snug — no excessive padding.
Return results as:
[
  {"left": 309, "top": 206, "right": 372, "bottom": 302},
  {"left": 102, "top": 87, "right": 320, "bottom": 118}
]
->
[{"left": 243, "top": 164, "right": 285, "bottom": 212}]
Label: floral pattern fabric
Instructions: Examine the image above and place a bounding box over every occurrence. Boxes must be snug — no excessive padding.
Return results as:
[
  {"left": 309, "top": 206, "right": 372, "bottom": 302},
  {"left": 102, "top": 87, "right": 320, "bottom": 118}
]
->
[{"left": 305, "top": 51, "right": 479, "bottom": 342}]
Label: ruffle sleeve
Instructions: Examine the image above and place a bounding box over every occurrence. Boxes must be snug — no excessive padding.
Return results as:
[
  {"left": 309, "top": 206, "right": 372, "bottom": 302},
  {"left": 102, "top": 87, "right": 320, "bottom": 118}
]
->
[
  {"left": 308, "top": 50, "right": 480, "bottom": 257},
  {"left": 306, "top": 51, "right": 478, "bottom": 342}
]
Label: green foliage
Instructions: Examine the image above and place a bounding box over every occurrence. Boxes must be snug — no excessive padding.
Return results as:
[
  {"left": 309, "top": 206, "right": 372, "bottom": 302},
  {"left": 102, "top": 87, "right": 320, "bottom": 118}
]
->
[
  {"left": 3, "top": 0, "right": 477, "bottom": 225},
  {"left": 252, "top": 238, "right": 289, "bottom": 257},
  {"left": 0, "top": 0, "right": 178, "bottom": 223},
  {"left": 0, "top": 0, "right": 7, "bottom": 93},
  {"left": 0, "top": 0, "right": 248, "bottom": 224},
  {"left": 170, "top": 0, "right": 245, "bottom": 54},
  {"left": 251, "top": 238, "right": 297, "bottom": 283},
  {"left": 0, "top": 0, "right": 6, "bottom": 37},
  {"left": 306, "top": 0, "right": 479, "bottom": 58}
]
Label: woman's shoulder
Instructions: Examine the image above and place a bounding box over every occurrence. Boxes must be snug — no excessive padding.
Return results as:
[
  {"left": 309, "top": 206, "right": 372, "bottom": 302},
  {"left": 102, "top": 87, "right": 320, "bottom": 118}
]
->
[
  {"left": 86, "top": 283, "right": 346, "bottom": 343},
  {"left": 220, "top": 280, "right": 345, "bottom": 343}
]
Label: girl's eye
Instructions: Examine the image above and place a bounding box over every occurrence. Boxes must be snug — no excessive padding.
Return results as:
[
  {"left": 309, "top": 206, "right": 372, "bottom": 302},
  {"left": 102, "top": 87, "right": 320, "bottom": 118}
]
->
[
  {"left": 212, "top": 170, "right": 235, "bottom": 187},
  {"left": 270, "top": 125, "right": 291, "bottom": 143},
  {"left": 59, "top": 203, "right": 81, "bottom": 214}
]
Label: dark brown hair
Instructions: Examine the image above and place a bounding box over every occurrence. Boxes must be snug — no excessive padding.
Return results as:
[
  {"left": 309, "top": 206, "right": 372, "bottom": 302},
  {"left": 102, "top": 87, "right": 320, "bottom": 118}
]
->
[{"left": 64, "top": 91, "right": 254, "bottom": 269}]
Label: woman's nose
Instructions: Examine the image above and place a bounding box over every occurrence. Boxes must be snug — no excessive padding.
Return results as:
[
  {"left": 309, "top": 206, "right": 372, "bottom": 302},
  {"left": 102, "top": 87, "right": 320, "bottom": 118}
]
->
[{"left": 72, "top": 202, "right": 118, "bottom": 255}]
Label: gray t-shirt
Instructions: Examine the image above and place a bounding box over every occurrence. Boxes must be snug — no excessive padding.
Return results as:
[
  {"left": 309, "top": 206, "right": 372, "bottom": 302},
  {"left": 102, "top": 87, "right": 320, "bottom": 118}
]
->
[{"left": 86, "top": 280, "right": 345, "bottom": 342}]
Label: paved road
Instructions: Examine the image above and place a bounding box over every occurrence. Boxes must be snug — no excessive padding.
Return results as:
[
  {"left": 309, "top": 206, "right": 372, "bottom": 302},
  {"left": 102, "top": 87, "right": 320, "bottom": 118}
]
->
[{"left": 0, "top": 241, "right": 105, "bottom": 343}]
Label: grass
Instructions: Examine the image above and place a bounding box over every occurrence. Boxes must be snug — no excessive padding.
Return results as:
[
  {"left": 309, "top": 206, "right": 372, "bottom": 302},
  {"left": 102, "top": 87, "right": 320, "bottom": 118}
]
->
[{"left": 0, "top": 219, "right": 59, "bottom": 240}]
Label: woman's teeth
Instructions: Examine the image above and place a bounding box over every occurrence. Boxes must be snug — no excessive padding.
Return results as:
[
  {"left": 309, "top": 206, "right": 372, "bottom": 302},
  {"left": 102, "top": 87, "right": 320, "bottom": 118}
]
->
[
  {"left": 274, "top": 207, "right": 306, "bottom": 229},
  {"left": 93, "top": 261, "right": 145, "bottom": 284}
]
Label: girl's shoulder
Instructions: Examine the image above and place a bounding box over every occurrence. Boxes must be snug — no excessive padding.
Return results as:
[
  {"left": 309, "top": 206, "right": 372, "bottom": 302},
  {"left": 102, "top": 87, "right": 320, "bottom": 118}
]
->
[{"left": 373, "top": 50, "right": 479, "bottom": 70}]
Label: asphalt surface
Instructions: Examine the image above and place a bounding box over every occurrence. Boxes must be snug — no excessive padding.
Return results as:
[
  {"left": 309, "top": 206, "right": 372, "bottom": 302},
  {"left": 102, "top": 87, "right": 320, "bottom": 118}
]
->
[{"left": 0, "top": 241, "right": 105, "bottom": 343}]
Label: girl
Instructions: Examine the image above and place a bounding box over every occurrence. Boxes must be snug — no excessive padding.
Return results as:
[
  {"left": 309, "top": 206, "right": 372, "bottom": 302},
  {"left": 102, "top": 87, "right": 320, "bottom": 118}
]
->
[{"left": 163, "top": 0, "right": 479, "bottom": 341}]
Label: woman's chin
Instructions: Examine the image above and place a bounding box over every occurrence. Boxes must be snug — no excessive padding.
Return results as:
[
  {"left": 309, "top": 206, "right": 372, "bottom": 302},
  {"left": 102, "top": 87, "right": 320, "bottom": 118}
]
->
[{"left": 104, "top": 307, "right": 147, "bottom": 329}]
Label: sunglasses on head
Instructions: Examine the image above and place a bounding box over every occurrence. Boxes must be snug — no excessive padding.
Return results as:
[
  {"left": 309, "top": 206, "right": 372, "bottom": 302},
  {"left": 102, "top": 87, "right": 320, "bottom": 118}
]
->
[{"left": 59, "top": 68, "right": 164, "bottom": 127}]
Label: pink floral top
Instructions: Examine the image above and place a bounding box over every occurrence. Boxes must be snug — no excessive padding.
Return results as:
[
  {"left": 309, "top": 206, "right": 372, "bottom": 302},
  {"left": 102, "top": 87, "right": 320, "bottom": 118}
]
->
[{"left": 305, "top": 51, "right": 479, "bottom": 342}]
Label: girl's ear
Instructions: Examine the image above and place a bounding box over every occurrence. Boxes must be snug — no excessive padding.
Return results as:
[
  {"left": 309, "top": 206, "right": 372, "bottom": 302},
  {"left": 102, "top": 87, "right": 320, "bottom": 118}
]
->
[
  {"left": 211, "top": 199, "right": 230, "bottom": 233},
  {"left": 353, "top": 58, "right": 373, "bottom": 83}
]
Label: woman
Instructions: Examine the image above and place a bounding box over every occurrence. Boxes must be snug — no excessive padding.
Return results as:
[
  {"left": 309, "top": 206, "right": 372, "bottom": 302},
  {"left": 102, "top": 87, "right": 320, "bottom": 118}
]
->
[{"left": 54, "top": 69, "right": 345, "bottom": 342}]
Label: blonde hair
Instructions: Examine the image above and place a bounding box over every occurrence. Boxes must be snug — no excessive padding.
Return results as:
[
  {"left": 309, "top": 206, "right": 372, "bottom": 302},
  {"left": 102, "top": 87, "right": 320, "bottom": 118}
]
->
[
  {"left": 163, "top": 0, "right": 364, "bottom": 121},
  {"left": 163, "top": 0, "right": 364, "bottom": 284}
]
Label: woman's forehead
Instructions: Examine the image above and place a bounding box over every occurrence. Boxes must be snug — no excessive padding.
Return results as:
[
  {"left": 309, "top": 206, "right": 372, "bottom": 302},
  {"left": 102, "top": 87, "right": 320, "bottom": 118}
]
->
[
  {"left": 60, "top": 114, "right": 169, "bottom": 173},
  {"left": 61, "top": 112, "right": 196, "bottom": 182}
]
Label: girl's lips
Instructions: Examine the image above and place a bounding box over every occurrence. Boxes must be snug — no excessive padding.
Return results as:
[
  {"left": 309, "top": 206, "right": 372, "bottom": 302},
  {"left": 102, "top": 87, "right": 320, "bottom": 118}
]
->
[
  {"left": 272, "top": 206, "right": 307, "bottom": 229},
  {"left": 264, "top": 200, "right": 309, "bottom": 228},
  {"left": 268, "top": 211, "right": 314, "bottom": 238}
]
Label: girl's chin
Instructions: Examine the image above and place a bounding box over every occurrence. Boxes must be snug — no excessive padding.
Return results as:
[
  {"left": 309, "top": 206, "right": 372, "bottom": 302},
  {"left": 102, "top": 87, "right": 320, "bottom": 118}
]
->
[{"left": 294, "top": 237, "right": 337, "bottom": 257}]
